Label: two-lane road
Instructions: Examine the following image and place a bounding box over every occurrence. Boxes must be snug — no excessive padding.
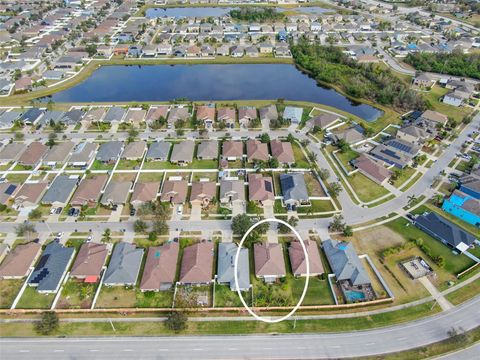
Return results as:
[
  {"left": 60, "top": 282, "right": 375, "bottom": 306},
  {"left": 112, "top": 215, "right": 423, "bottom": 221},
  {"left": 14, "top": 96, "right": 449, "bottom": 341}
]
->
[{"left": 1, "top": 295, "right": 479, "bottom": 359}]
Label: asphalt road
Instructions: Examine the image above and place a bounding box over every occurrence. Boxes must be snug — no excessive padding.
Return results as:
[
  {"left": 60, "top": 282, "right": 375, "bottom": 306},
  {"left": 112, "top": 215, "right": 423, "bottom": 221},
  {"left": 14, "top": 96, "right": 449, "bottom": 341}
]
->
[{"left": 1, "top": 295, "right": 479, "bottom": 359}]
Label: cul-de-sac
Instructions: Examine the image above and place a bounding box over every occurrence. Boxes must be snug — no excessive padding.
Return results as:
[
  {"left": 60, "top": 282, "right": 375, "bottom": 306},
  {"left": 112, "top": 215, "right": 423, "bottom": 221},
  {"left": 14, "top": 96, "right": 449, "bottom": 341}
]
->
[{"left": 0, "top": 0, "right": 479, "bottom": 359}]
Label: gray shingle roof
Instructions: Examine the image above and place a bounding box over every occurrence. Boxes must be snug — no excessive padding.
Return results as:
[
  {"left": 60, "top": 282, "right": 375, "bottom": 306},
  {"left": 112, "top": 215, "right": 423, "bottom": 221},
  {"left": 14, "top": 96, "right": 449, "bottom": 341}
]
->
[
  {"left": 146, "top": 141, "right": 171, "bottom": 160},
  {"left": 28, "top": 241, "right": 74, "bottom": 292},
  {"left": 323, "top": 239, "right": 370, "bottom": 286},
  {"left": 103, "top": 242, "right": 144, "bottom": 286},
  {"left": 217, "top": 243, "right": 250, "bottom": 291},
  {"left": 96, "top": 141, "right": 123, "bottom": 162},
  {"left": 280, "top": 173, "right": 309, "bottom": 203},
  {"left": 41, "top": 175, "right": 78, "bottom": 205},
  {"left": 103, "top": 107, "right": 126, "bottom": 123}
]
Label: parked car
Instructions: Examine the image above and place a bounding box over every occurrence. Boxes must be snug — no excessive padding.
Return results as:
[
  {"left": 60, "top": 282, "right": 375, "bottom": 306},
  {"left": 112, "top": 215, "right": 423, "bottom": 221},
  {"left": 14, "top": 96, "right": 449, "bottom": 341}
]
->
[
  {"left": 130, "top": 208, "right": 136, "bottom": 216},
  {"left": 112, "top": 204, "right": 118, "bottom": 211},
  {"left": 55, "top": 207, "right": 62, "bottom": 214},
  {"left": 177, "top": 205, "right": 183, "bottom": 215},
  {"left": 57, "top": 232, "right": 63, "bottom": 238}
]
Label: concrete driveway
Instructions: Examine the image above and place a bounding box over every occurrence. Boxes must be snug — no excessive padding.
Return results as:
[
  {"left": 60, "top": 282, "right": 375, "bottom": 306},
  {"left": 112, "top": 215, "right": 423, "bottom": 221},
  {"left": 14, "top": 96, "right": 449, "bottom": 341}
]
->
[
  {"left": 108, "top": 205, "right": 123, "bottom": 222},
  {"left": 232, "top": 202, "right": 245, "bottom": 216},
  {"left": 261, "top": 119, "right": 270, "bottom": 132},
  {"left": 170, "top": 205, "right": 182, "bottom": 221},
  {"left": 263, "top": 203, "right": 274, "bottom": 219},
  {"left": 190, "top": 204, "right": 202, "bottom": 221}
]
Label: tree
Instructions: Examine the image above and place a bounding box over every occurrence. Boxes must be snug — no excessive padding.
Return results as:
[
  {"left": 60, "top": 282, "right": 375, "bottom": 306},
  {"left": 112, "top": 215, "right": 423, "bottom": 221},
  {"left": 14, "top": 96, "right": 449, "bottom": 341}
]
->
[
  {"left": 164, "top": 311, "right": 187, "bottom": 333},
  {"left": 318, "top": 168, "right": 330, "bottom": 181},
  {"left": 134, "top": 219, "right": 148, "bottom": 233},
  {"left": 231, "top": 214, "right": 252, "bottom": 237},
  {"left": 268, "top": 157, "right": 279, "bottom": 168},
  {"left": 286, "top": 133, "right": 295, "bottom": 143},
  {"left": 34, "top": 311, "right": 59, "bottom": 335},
  {"left": 278, "top": 217, "right": 298, "bottom": 233},
  {"left": 152, "top": 219, "right": 169, "bottom": 235},
  {"left": 46, "top": 132, "right": 57, "bottom": 147},
  {"left": 329, "top": 214, "right": 345, "bottom": 232},
  {"left": 86, "top": 43, "right": 97, "bottom": 57},
  {"left": 102, "top": 228, "right": 111, "bottom": 243},
  {"left": 259, "top": 133, "right": 270, "bottom": 143},
  {"left": 343, "top": 225, "right": 353, "bottom": 237},
  {"left": 127, "top": 127, "right": 139, "bottom": 143},
  {"left": 407, "top": 195, "right": 417, "bottom": 206},
  {"left": 15, "top": 222, "right": 36, "bottom": 240},
  {"left": 328, "top": 182, "right": 343, "bottom": 198},
  {"left": 337, "top": 139, "right": 350, "bottom": 153},
  {"left": 28, "top": 208, "right": 42, "bottom": 220}
]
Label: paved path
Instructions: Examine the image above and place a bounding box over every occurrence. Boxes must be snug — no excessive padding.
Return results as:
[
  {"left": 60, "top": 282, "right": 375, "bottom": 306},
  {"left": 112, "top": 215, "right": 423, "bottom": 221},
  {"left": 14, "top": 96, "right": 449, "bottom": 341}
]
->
[
  {"left": 1, "top": 295, "right": 479, "bottom": 359},
  {"left": 418, "top": 276, "right": 453, "bottom": 312}
]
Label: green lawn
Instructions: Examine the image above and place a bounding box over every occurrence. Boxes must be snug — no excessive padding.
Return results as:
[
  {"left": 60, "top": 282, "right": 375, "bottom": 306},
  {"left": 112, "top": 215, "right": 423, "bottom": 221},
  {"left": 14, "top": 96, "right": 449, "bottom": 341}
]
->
[
  {"left": 90, "top": 160, "right": 114, "bottom": 171},
  {"left": 116, "top": 159, "right": 142, "bottom": 170},
  {"left": 96, "top": 285, "right": 174, "bottom": 308},
  {"left": 422, "top": 86, "right": 471, "bottom": 122},
  {"left": 6, "top": 173, "right": 29, "bottom": 183},
  {"left": 0, "top": 279, "right": 23, "bottom": 308},
  {"left": 385, "top": 218, "right": 475, "bottom": 276},
  {"left": 16, "top": 287, "right": 55, "bottom": 309},
  {"left": 292, "top": 142, "right": 310, "bottom": 168},
  {"left": 335, "top": 149, "right": 359, "bottom": 172},
  {"left": 348, "top": 172, "right": 389, "bottom": 203},
  {"left": 291, "top": 276, "right": 335, "bottom": 306},
  {"left": 297, "top": 200, "right": 335, "bottom": 213},
  {"left": 57, "top": 280, "right": 97, "bottom": 309},
  {"left": 142, "top": 160, "right": 180, "bottom": 170},
  {"left": 214, "top": 284, "right": 251, "bottom": 307},
  {"left": 190, "top": 159, "right": 218, "bottom": 169},
  {"left": 274, "top": 199, "right": 287, "bottom": 214},
  {"left": 135, "top": 290, "right": 174, "bottom": 308},
  {"left": 392, "top": 167, "right": 416, "bottom": 188},
  {"left": 445, "top": 275, "right": 480, "bottom": 305}
]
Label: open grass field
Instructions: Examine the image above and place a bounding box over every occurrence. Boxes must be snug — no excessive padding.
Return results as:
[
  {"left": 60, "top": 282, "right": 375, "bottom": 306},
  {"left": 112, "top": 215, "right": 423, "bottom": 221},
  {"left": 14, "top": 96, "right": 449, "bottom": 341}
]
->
[
  {"left": 0, "top": 279, "right": 23, "bottom": 308},
  {"left": 15, "top": 287, "right": 54, "bottom": 309},
  {"left": 348, "top": 172, "right": 390, "bottom": 203},
  {"left": 292, "top": 142, "right": 310, "bottom": 168}
]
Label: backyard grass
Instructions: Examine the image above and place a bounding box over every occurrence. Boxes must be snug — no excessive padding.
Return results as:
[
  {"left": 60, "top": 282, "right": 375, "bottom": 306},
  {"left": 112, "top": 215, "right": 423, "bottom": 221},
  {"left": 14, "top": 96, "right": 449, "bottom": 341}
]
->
[
  {"left": 15, "top": 287, "right": 54, "bottom": 309},
  {"left": 335, "top": 149, "right": 359, "bottom": 172},
  {"left": 0, "top": 279, "right": 23, "bottom": 308},
  {"left": 385, "top": 218, "right": 475, "bottom": 278},
  {"left": 116, "top": 159, "right": 142, "bottom": 170},
  {"left": 90, "top": 160, "right": 114, "bottom": 171},
  {"left": 214, "top": 284, "right": 251, "bottom": 307},
  {"left": 423, "top": 86, "right": 471, "bottom": 122},
  {"left": 304, "top": 171, "right": 326, "bottom": 196},
  {"left": 297, "top": 200, "right": 335, "bottom": 213},
  {"left": 190, "top": 159, "right": 218, "bottom": 169},
  {"left": 138, "top": 172, "right": 164, "bottom": 182},
  {"left": 135, "top": 290, "right": 174, "bottom": 308},
  {"left": 6, "top": 173, "right": 29, "bottom": 183},
  {"left": 348, "top": 172, "right": 390, "bottom": 203},
  {"left": 392, "top": 167, "right": 416, "bottom": 188},
  {"left": 142, "top": 160, "right": 180, "bottom": 170},
  {"left": 56, "top": 280, "right": 97, "bottom": 309},
  {"left": 96, "top": 284, "right": 174, "bottom": 308},
  {"left": 292, "top": 142, "right": 310, "bottom": 168}
]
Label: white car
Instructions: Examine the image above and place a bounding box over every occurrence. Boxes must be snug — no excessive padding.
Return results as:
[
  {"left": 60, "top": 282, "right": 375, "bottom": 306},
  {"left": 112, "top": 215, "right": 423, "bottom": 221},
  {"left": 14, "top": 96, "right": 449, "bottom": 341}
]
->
[
  {"left": 57, "top": 232, "right": 64, "bottom": 238},
  {"left": 50, "top": 208, "right": 56, "bottom": 215},
  {"left": 177, "top": 205, "right": 183, "bottom": 215},
  {"left": 87, "top": 235, "right": 93, "bottom": 242}
]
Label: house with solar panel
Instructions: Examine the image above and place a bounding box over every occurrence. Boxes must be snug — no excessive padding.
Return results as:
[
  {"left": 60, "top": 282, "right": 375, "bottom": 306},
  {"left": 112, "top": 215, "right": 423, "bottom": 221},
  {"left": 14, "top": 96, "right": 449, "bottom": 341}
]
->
[
  {"left": 0, "top": 182, "right": 19, "bottom": 205},
  {"left": 27, "top": 241, "right": 75, "bottom": 294}
]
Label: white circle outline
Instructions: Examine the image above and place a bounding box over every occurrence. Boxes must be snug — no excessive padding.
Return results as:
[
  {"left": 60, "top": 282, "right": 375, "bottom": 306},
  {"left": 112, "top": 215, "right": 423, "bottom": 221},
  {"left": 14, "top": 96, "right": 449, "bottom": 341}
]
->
[{"left": 233, "top": 217, "right": 310, "bottom": 323}]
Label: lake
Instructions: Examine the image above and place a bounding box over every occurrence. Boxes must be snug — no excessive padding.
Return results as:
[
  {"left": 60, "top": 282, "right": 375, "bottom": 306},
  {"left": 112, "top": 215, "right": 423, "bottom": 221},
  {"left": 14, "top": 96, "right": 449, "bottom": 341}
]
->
[
  {"left": 47, "top": 64, "right": 382, "bottom": 122},
  {"left": 145, "top": 6, "right": 331, "bottom": 19}
]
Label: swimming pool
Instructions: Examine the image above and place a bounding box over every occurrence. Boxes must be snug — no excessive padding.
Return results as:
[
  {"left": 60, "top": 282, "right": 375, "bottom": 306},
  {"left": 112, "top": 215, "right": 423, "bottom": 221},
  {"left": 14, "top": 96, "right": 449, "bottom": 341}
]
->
[{"left": 345, "top": 290, "right": 366, "bottom": 302}]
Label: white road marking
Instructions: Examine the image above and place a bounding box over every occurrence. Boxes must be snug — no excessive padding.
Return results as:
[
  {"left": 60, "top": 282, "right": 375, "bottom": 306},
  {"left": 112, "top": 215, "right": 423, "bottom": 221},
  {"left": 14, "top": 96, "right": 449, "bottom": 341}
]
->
[
  {"left": 365, "top": 343, "right": 375, "bottom": 346},
  {"left": 19, "top": 350, "right": 29, "bottom": 353},
  {"left": 158, "top": 349, "right": 169, "bottom": 351},
  {"left": 89, "top": 349, "right": 99, "bottom": 352},
  {"left": 397, "top": 337, "right": 407, "bottom": 341},
  {"left": 228, "top": 348, "right": 238, "bottom": 351},
  {"left": 54, "top": 349, "right": 64, "bottom": 352},
  {"left": 192, "top": 348, "right": 203, "bottom": 351},
  {"left": 123, "top": 349, "right": 133, "bottom": 352}
]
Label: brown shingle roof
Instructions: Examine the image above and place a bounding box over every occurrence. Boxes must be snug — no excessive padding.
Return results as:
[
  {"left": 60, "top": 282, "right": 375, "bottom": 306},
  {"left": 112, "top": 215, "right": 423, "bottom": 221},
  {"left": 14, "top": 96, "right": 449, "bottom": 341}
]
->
[
  {"left": 131, "top": 182, "right": 159, "bottom": 205},
  {"left": 270, "top": 140, "right": 295, "bottom": 164},
  {"left": 160, "top": 180, "right": 188, "bottom": 204},
  {"left": 0, "top": 242, "right": 41, "bottom": 278},
  {"left": 352, "top": 154, "right": 392, "bottom": 184},
  {"left": 190, "top": 181, "right": 217, "bottom": 203},
  {"left": 246, "top": 139, "right": 269, "bottom": 162},
  {"left": 70, "top": 243, "right": 108, "bottom": 280},
  {"left": 140, "top": 242, "right": 179, "bottom": 291},
  {"left": 288, "top": 240, "right": 324, "bottom": 276},
  {"left": 70, "top": 175, "right": 108, "bottom": 207},
  {"left": 222, "top": 140, "right": 243, "bottom": 158},
  {"left": 254, "top": 243, "right": 286, "bottom": 277},
  {"left": 248, "top": 173, "right": 274, "bottom": 201},
  {"left": 18, "top": 142, "right": 48, "bottom": 166},
  {"left": 179, "top": 242, "right": 214, "bottom": 284},
  {"left": 14, "top": 182, "right": 48, "bottom": 207}
]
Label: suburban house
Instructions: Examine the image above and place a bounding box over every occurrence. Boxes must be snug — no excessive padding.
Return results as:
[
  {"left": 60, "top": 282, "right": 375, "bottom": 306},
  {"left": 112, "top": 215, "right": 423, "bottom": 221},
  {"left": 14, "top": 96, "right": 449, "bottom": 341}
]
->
[
  {"left": 246, "top": 139, "right": 269, "bottom": 163},
  {"left": 60, "top": 109, "right": 85, "bottom": 125},
  {"left": 41, "top": 175, "right": 78, "bottom": 207},
  {"left": 17, "top": 141, "right": 48, "bottom": 167},
  {"left": 0, "top": 183, "right": 19, "bottom": 205},
  {"left": 146, "top": 141, "right": 171, "bottom": 161},
  {"left": 219, "top": 180, "right": 245, "bottom": 208},
  {"left": 238, "top": 106, "right": 257, "bottom": 128},
  {"left": 68, "top": 142, "right": 98, "bottom": 168},
  {"left": 70, "top": 175, "right": 108, "bottom": 207},
  {"left": 101, "top": 181, "right": 131, "bottom": 206},
  {"left": 96, "top": 141, "right": 123, "bottom": 163},
  {"left": 103, "top": 242, "right": 144, "bottom": 286},
  {"left": 259, "top": 104, "right": 278, "bottom": 123},
  {"left": 196, "top": 104, "right": 216, "bottom": 129},
  {"left": 131, "top": 182, "right": 159, "bottom": 208},
  {"left": 0, "top": 143, "right": 26, "bottom": 164},
  {"left": 396, "top": 125, "right": 429, "bottom": 145},
  {"left": 121, "top": 141, "right": 146, "bottom": 160},
  {"left": 418, "top": 110, "right": 449, "bottom": 129},
  {"left": 217, "top": 108, "right": 236, "bottom": 129},
  {"left": 146, "top": 106, "right": 169, "bottom": 123},
  {"left": 28, "top": 241, "right": 75, "bottom": 293},
  {"left": 248, "top": 173, "right": 274, "bottom": 205},
  {"left": 168, "top": 107, "right": 190, "bottom": 125},
  {"left": 21, "top": 108, "right": 44, "bottom": 125},
  {"left": 283, "top": 106, "right": 303, "bottom": 124},
  {"left": 0, "top": 242, "right": 42, "bottom": 279},
  {"left": 254, "top": 243, "right": 286, "bottom": 283},
  {"left": 441, "top": 190, "right": 480, "bottom": 227},
  {"left": 160, "top": 180, "right": 188, "bottom": 204},
  {"left": 70, "top": 243, "right": 109, "bottom": 283},
  {"left": 415, "top": 212, "right": 477, "bottom": 253},
  {"left": 280, "top": 173, "right": 310, "bottom": 207},
  {"left": 178, "top": 242, "right": 214, "bottom": 285},
  {"left": 222, "top": 140, "right": 243, "bottom": 161},
  {"left": 13, "top": 182, "right": 48, "bottom": 209},
  {"left": 170, "top": 140, "right": 195, "bottom": 165},
  {"left": 103, "top": 106, "right": 126, "bottom": 123},
  {"left": 43, "top": 141, "right": 75, "bottom": 166},
  {"left": 270, "top": 140, "right": 295, "bottom": 165},
  {"left": 413, "top": 73, "right": 435, "bottom": 88},
  {"left": 140, "top": 242, "right": 179, "bottom": 291},
  {"left": 459, "top": 168, "right": 480, "bottom": 199},
  {"left": 370, "top": 143, "right": 413, "bottom": 169},
  {"left": 190, "top": 181, "right": 217, "bottom": 208},
  {"left": 217, "top": 243, "right": 251, "bottom": 291},
  {"left": 332, "top": 127, "right": 365, "bottom": 145},
  {"left": 323, "top": 239, "right": 372, "bottom": 292},
  {"left": 84, "top": 108, "right": 106, "bottom": 122},
  {"left": 124, "top": 108, "right": 146, "bottom": 125},
  {"left": 288, "top": 240, "right": 324, "bottom": 277},
  {"left": 0, "top": 111, "right": 21, "bottom": 129},
  {"left": 352, "top": 154, "right": 392, "bottom": 185},
  {"left": 197, "top": 140, "right": 218, "bottom": 160}
]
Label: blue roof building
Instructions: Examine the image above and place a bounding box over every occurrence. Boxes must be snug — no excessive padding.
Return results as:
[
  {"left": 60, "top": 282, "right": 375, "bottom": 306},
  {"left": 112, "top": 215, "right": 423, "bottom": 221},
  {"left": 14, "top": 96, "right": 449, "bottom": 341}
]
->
[{"left": 442, "top": 190, "right": 480, "bottom": 228}]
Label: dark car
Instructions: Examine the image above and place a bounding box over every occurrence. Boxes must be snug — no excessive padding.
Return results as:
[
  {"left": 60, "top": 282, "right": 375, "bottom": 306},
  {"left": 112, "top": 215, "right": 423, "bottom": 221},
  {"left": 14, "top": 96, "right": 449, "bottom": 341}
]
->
[
  {"left": 68, "top": 208, "right": 75, "bottom": 216},
  {"left": 55, "top": 207, "right": 62, "bottom": 214},
  {"left": 112, "top": 204, "right": 118, "bottom": 211},
  {"left": 130, "top": 208, "right": 136, "bottom": 216}
]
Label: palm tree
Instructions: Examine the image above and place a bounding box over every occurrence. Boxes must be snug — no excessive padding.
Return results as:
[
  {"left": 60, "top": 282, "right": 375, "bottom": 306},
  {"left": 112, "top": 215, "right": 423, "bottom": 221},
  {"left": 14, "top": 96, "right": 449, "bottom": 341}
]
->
[{"left": 407, "top": 195, "right": 417, "bottom": 206}]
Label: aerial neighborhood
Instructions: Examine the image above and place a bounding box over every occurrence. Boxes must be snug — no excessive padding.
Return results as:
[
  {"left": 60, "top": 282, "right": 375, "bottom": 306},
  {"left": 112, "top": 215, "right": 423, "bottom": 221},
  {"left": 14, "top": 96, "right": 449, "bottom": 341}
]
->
[{"left": 0, "top": 0, "right": 479, "bottom": 358}]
